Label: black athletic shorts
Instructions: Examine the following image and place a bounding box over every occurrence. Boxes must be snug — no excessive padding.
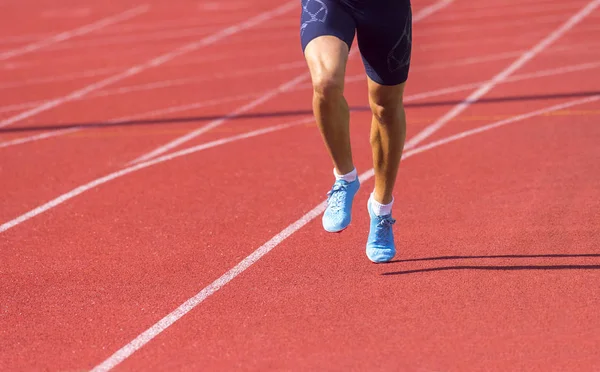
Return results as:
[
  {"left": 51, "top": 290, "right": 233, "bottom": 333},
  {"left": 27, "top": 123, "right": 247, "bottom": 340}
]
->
[{"left": 300, "top": 0, "right": 412, "bottom": 85}]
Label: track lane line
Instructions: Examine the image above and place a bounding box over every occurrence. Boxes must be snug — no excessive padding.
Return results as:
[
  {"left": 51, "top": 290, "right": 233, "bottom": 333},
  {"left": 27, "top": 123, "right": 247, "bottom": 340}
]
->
[
  {"left": 0, "top": 116, "right": 316, "bottom": 233},
  {"left": 91, "top": 61, "right": 307, "bottom": 98},
  {"left": 426, "top": 2, "right": 587, "bottom": 22},
  {"left": 127, "top": 73, "right": 312, "bottom": 164},
  {"left": 88, "top": 93, "right": 600, "bottom": 371},
  {"left": 405, "top": 0, "right": 600, "bottom": 148},
  {"left": 0, "top": 6, "right": 150, "bottom": 61},
  {"left": 0, "top": 1, "right": 297, "bottom": 129},
  {"left": 402, "top": 60, "right": 600, "bottom": 102},
  {"left": 0, "top": 128, "right": 80, "bottom": 149},
  {"left": 0, "top": 67, "right": 121, "bottom": 90},
  {"left": 35, "top": 20, "right": 296, "bottom": 52}
]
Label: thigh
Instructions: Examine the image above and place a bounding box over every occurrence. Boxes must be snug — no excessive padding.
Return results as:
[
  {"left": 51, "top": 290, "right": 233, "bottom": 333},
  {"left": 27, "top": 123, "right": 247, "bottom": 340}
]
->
[
  {"left": 300, "top": 0, "right": 356, "bottom": 53},
  {"left": 304, "top": 35, "right": 350, "bottom": 88},
  {"left": 355, "top": 0, "right": 412, "bottom": 86}
]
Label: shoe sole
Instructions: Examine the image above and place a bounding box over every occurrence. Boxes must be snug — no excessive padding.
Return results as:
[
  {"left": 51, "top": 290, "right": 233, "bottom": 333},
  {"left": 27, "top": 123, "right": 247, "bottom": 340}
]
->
[{"left": 323, "top": 224, "right": 349, "bottom": 233}]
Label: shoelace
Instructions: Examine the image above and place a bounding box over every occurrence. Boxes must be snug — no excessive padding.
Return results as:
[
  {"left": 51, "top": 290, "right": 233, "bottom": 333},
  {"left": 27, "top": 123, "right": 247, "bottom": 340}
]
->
[
  {"left": 374, "top": 215, "right": 396, "bottom": 245},
  {"left": 326, "top": 182, "right": 348, "bottom": 211},
  {"left": 377, "top": 215, "right": 396, "bottom": 227}
]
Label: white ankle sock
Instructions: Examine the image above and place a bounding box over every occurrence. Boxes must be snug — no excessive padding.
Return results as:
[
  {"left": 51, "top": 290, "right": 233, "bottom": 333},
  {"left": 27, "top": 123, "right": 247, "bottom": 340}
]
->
[
  {"left": 334, "top": 167, "right": 357, "bottom": 182},
  {"left": 370, "top": 193, "right": 393, "bottom": 216}
]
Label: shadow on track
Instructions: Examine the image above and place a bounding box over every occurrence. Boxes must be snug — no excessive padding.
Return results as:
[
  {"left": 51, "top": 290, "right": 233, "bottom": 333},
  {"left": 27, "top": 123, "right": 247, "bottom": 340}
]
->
[
  {"left": 3, "top": 90, "right": 599, "bottom": 134},
  {"left": 380, "top": 253, "right": 600, "bottom": 275}
]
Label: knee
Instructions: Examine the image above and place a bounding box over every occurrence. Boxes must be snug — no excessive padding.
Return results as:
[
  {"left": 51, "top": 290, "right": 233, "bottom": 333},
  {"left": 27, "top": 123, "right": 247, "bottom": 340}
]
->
[
  {"left": 370, "top": 99, "right": 405, "bottom": 126},
  {"left": 312, "top": 72, "right": 344, "bottom": 101}
]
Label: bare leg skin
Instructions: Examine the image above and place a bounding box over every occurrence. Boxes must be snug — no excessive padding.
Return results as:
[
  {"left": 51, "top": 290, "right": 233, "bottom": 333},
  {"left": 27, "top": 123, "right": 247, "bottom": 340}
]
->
[
  {"left": 367, "top": 78, "right": 407, "bottom": 205},
  {"left": 304, "top": 35, "right": 354, "bottom": 175}
]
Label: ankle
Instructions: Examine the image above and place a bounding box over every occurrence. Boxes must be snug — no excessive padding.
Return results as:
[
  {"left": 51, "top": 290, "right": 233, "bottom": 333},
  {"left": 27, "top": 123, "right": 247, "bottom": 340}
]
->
[
  {"left": 370, "top": 193, "right": 394, "bottom": 216},
  {"left": 371, "top": 190, "right": 393, "bottom": 205},
  {"left": 334, "top": 167, "right": 357, "bottom": 182}
]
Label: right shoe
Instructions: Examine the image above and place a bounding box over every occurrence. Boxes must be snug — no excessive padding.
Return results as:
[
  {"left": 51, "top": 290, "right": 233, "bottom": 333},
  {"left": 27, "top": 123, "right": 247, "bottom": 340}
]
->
[{"left": 365, "top": 197, "right": 397, "bottom": 263}]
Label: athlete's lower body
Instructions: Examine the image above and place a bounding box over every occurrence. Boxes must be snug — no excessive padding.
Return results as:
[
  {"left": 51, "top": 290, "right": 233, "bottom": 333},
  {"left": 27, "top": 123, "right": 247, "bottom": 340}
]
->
[{"left": 300, "top": 0, "right": 412, "bottom": 263}]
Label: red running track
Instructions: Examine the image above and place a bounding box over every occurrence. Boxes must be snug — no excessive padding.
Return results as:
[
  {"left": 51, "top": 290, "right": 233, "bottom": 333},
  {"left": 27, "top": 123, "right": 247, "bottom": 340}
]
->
[{"left": 1, "top": 0, "right": 600, "bottom": 370}]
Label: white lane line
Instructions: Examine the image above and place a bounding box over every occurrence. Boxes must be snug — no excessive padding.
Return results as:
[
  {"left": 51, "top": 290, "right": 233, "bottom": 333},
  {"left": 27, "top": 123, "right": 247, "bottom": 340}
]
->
[
  {"left": 418, "top": 24, "right": 600, "bottom": 52},
  {"left": 127, "top": 0, "right": 456, "bottom": 165},
  {"left": 0, "top": 1, "right": 297, "bottom": 129},
  {"left": 429, "top": 2, "right": 585, "bottom": 22},
  {"left": 0, "top": 116, "right": 316, "bottom": 233},
  {"left": 0, "top": 94, "right": 264, "bottom": 149},
  {"left": 417, "top": 13, "right": 568, "bottom": 36},
  {"left": 0, "top": 93, "right": 267, "bottom": 149},
  {"left": 88, "top": 93, "right": 600, "bottom": 372},
  {"left": 0, "top": 17, "right": 252, "bottom": 46},
  {"left": 0, "top": 67, "right": 120, "bottom": 90},
  {"left": 454, "top": 0, "right": 573, "bottom": 12},
  {"left": 43, "top": 19, "right": 296, "bottom": 52},
  {"left": 405, "top": 0, "right": 600, "bottom": 148},
  {"left": 401, "top": 97, "right": 600, "bottom": 157},
  {"left": 111, "top": 93, "right": 265, "bottom": 123},
  {"left": 0, "top": 34, "right": 50, "bottom": 46},
  {"left": 0, "top": 45, "right": 297, "bottom": 91},
  {"left": 404, "top": 60, "right": 600, "bottom": 102},
  {"left": 0, "top": 18, "right": 290, "bottom": 47},
  {"left": 0, "top": 101, "right": 46, "bottom": 114},
  {"left": 2, "top": 58, "right": 599, "bottom": 151},
  {"left": 0, "top": 128, "right": 80, "bottom": 149},
  {"left": 91, "top": 61, "right": 306, "bottom": 98},
  {"left": 0, "top": 6, "right": 150, "bottom": 61},
  {"left": 0, "top": 93, "right": 271, "bottom": 149},
  {"left": 128, "top": 73, "right": 311, "bottom": 164},
  {"left": 412, "top": 0, "right": 454, "bottom": 22}
]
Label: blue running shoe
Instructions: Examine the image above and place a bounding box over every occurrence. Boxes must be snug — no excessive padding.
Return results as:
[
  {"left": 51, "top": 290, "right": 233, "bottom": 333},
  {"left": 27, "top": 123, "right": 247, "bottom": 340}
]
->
[
  {"left": 366, "top": 198, "right": 397, "bottom": 263},
  {"left": 322, "top": 178, "right": 360, "bottom": 233}
]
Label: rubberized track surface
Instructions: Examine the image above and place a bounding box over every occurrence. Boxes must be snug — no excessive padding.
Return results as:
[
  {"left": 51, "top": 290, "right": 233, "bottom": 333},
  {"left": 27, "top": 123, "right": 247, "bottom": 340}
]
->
[{"left": 1, "top": 0, "right": 600, "bottom": 370}]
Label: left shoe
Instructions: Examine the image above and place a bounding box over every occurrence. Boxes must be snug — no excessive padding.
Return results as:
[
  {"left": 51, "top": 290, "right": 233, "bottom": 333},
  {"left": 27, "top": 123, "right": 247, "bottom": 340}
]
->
[{"left": 366, "top": 197, "right": 397, "bottom": 263}]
